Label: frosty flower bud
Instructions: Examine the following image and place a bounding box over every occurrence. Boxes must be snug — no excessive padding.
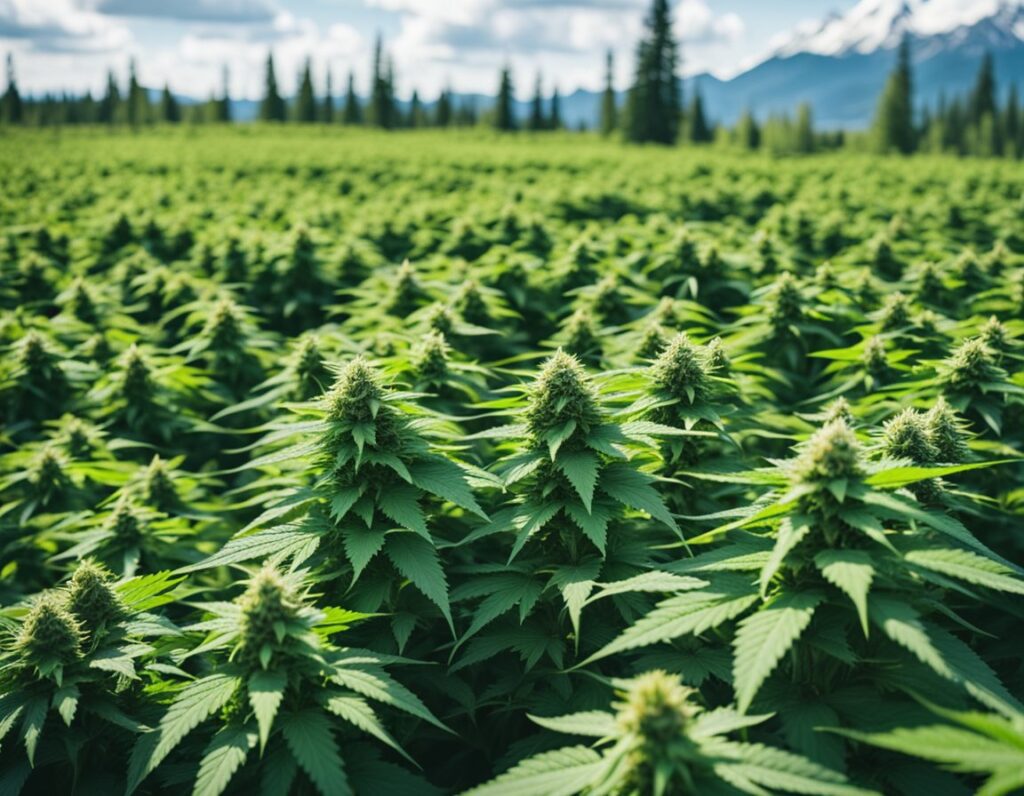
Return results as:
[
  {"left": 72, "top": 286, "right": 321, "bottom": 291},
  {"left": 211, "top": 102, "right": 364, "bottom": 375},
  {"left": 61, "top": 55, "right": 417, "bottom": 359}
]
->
[
  {"left": 943, "top": 338, "right": 1001, "bottom": 390},
  {"left": 412, "top": 330, "right": 450, "bottom": 383},
  {"left": 871, "top": 235, "right": 900, "bottom": 279},
  {"left": 386, "top": 260, "right": 422, "bottom": 316},
  {"left": 592, "top": 275, "right": 625, "bottom": 320},
  {"left": 674, "top": 231, "right": 698, "bottom": 269},
  {"left": 16, "top": 593, "right": 83, "bottom": 669},
  {"left": 616, "top": 670, "right": 698, "bottom": 747},
  {"left": 204, "top": 298, "right": 244, "bottom": 351},
  {"left": 236, "top": 566, "right": 301, "bottom": 668},
  {"left": 561, "top": 309, "right": 601, "bottom": 360},
  {"left": 823, "top": 397, "right": 854, "bottom": 426},
  {"left": 880, "top": 292, "right": 911, "bottom": 331},
  {"left": 768, "top": 272, "right": 804, "bottom": 333},
  {"left": 292, "top": 336, "right": 330, "bottom": 400},
  {"left": 68, "top": 277, "right": 99, "bottom": 325},
  {"left": 883, "top": 409, "right": 938, "bottom": 464},
  {"left": 456, "top": 280, "right": 490, "bottom": 326},
  {"left": 61, "top": 418, "right": 98, "bottom": 460},
  {"left": 29, "top": 447, "right": 70, "bottom": 501},
  {"left": 66, "top": 561, "right": 126, "bottom": 633},
  {"left": 651, "top": 334, "right": 709, "bottom": 404},
  {"left": 650, "top": 297, "right": 679, "bottom": 328},
  {"left": 526, "top": 350, "right": 601, "bottom": 447},
  {"left": 979, "top": 316, "right": 1009, "bottom": 356},
  {"left": 325, "top": 356, "right": 387, "bottom": 425},
  {"left": 143, "top": 455, "right": 178, "bottom": 510},
  {"left": 637, "top": 323, "right": 670, "bottom": 361},
  {"left": 955, "top": 250, "right": 986, "bottom": 288},
  {"left": 120, "top": 344, "right": 154, "bottom": 404},
  {"left": 792, "top": 419, "right": 863, "bottom": 484},
  {"left": 423, "top": 302, "right": 455, "bottom": 335},
  {"left": 914, "top": 310, "right": 940, "bottom": 336},
  {"left": 914, "top": 262, "right": 942, "bottom": 298},
  {"left": 983, "top": 241, "right": 1008, "bottom": 277},
  {"left": 107, "top": 495, "right": 144, "bottom": 545},
  {"left": 925, "top": 397, "right": 970, "bottom": 463},
  {"left": 862, "top": 336, "right": 889, "bottom": 379},
  {"left": 17, "top": 330, "right": 60, "bottom": 378},
  {"left": 705, "top": 338, "right": 730, "bottom": 374}
]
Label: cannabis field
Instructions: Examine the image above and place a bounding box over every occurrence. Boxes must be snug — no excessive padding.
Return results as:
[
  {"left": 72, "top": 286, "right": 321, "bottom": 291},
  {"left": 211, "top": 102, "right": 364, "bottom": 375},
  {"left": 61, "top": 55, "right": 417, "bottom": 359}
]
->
[{"left": 1, "top": 127, "right": 1023, "bottom": 796}]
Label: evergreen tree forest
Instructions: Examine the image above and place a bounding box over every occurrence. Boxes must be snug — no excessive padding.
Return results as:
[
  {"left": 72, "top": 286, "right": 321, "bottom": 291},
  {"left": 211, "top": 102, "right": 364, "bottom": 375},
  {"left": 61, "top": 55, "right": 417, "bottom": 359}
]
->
[{"left": 0, "top": 0, "right": 1022, "bottom": 159}]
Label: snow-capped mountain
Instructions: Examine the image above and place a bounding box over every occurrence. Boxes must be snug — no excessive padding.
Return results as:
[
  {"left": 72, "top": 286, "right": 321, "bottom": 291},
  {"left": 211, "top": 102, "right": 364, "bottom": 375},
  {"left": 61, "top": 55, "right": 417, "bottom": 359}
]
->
[
  {"left": 771, "top": 0, "right": 1024, "bottom": 59},
  {"left": 692, "top": 0, "right": 1024, "bottom": 129}
]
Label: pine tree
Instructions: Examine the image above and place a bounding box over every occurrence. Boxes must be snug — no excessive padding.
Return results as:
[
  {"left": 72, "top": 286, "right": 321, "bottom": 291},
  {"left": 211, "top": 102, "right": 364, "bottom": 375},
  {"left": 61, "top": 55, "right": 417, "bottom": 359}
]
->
[
  {"left": 410, "top": 89, "right": 426, "bottom": 128},
  {"left": 369, "top": 35, "right": 396, "bottom": 129},
  {"left": 528, "top": 74, "right": 544, "bottom": 131},
  {"left": 872, "top": 35, "right": 914, "bottom": 153},
  {"left": 260, "top": 52, "right": 285, "bottom": 122},
  {"left": 550, "top": 86, "right": 561, "bottom": 130},
  {"left": 795, "top": 102, "right": 815, "bottom": 153},
  {"left": 625, "top": 0, "right": 681, "bottom": 144},
  {"left": 217, "top": 65, "right": 232, "bottom": 123},
  {"left": 600, "top": 50, "right": 617, "bottom": 136},
  {"left": 294, "top": 58, "right": 317, "bottom": 123},
  {"left": 126, "top": 58, "right": 148, "bottom": 126},
  {"left": 343, "top": 71, "right": 361, "bottom": 124},
  {"left": 158, "top": 83, "right": 179, "bottom": 123},
  {"left": 735, "top": 108, "right": 759, "bottom": 149},
  {"left": 1003, "top": 85, "right": 1019, "bottom": 158},
  {"left": 435, "top": 88, "right": 452, "bottom": 127},
  {"left": 687, "top": 85, "right": 711, "bottom": 142},
  {"left": 98, "top": 70, "right": 121, "bottom": 125},
  {"left": 494, "top": 66, "right": 515, "bottom": 131},
  {"left": 322, "top": 70, "right": 334, "bottom": 123},
  {"left": 968, "top": 52, "right": 997, "bottom": 126},
  {"left": 2, "top": 53, "right": 23, "bottom": 124}
]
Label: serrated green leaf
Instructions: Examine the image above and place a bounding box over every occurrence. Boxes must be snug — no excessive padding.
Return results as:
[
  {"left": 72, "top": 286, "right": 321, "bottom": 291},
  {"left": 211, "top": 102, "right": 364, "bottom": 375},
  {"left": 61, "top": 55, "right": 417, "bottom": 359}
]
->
[
  {"left": 281, "top": 709, "right": 351, "bottom": 796},
  {"left": 733, "top": 591, "right": 823, "bottom": 713},
  {"left": 556, "top": 450, "right": 598, "bottom": 512},
  {"left": 248, "top": 670, "right": 286, "bottom": 753},
  {"left": 462, "top": 745, "right": 603, "bottom": 796},
  {"left": 408, "top": 457, "right": 487, "bottom": 519},
  {"left": 814, "top": 550, "right": 874, "bottom": 636},
  {"left": 528, "top": 711, "right": 616, "bottom": 738},
  {"left": 378, "top": 483, "right": 429, "bottom": 539},
  {"left": 192, "top": 725, "right": 256, "bottom": 796},
  {"left": 323, "top": 693, "right": 414, "bottom": 764},
  {"left": 385, "top": 532, "right": 451, "bottom": 626},
  {"left": 905, "top": 549, "right": 1024, "bottom": 595}
]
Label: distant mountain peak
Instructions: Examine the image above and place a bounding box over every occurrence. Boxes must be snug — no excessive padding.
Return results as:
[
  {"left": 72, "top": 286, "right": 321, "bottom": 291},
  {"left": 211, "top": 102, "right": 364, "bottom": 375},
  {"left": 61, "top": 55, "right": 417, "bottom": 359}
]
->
[{"left": 770, "top": 0, "right": 1024, "bottom": 60}]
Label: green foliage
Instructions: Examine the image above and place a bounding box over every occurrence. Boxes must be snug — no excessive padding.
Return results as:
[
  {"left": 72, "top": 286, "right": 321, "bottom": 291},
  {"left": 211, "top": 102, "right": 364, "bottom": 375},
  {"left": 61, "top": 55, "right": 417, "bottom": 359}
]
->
[{"left": 0, "top": 127, "right": 1022, "bottom": 795}]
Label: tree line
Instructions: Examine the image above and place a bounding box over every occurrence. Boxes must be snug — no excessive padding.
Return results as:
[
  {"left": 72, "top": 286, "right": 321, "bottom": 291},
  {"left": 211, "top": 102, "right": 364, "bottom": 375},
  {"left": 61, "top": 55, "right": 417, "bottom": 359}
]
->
[
  {"left": 872, "top": 38, "right": 1024, "bottom": 157},
  {"left": 1, "top": 0, "right": 1021, "bottom": 158}
]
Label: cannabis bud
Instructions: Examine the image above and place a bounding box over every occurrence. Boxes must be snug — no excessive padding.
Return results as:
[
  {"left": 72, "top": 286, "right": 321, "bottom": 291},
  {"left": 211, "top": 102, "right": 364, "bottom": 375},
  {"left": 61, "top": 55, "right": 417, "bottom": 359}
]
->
[
  {"left": 66, "top": 560, "right": 126, "bottom": 634},
  {"left": 862, "top": 336, "right": 889, "bottom": 380},
  {"left": 204, "top": 297, "right": 244, "bottom": 351},
  {"left": 823, "top": 397, "right": 854, "bottom": 426},
  {"left": 386, "top": 260, "right": 422, "bottom": 316},
  {"left": 651, "top": 333, "right": 710, "bottom": 404},
  {"left": 792, "top": 419, "right": 863, "bottom": 484},
  {"left": 325, "top": 356, "right": 386, "bottom": 425},
  {"left": 143, "top": 455, "right": 178, "bottom": 510},
  {"left": 768, "top": 272, "right": 804, "bottom": 334},
  {"left": 883, "top": 409, "right": 938, "bottom": 464},
  {"left": 924, "top": 397, "right": 969, "bottom": 463},
  {"left": 526, "top": 350, "right": 601, "bottom": 449},
  {"left": 943, "top": 338, "right": 1001, "bottom": 390},
  {"left": 236, "top": 566, "right": 301, "bottom": 668},
  {"left": 560, "top": 308, "right": 601, "bottom": 360},
  {"left": 879, "top": 292, "right": 911, "bottom": 331},
  {"left": 637, "top": 323, "right": 670, "bottom": 361},
  {"left": 16, "top": 593, "right": 83, "bottom": 670},
  {"left": 616, "top": 670, "right": 698, "bottom": 748},
  {"left": 412, "top": 330, "right": 451, "bottom": 384}
]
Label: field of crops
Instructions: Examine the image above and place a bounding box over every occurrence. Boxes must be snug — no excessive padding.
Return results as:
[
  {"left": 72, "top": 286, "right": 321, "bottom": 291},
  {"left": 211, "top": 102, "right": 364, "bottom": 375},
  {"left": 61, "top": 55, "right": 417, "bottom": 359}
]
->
[{"left": 1, "top": 126, "right": 1023, "bottom": 795}]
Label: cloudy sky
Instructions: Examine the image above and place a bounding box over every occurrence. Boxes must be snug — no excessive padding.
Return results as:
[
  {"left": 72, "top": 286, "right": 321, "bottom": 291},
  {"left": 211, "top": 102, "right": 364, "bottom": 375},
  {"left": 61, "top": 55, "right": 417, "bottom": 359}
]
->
[{"left": 1, "top": 0, "right": 855, "bottom": 100}]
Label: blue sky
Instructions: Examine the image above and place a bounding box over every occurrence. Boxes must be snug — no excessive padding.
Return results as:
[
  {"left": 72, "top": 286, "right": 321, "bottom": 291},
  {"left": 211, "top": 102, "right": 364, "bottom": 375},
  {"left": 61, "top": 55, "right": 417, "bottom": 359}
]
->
[{"left": 1, "top": 1, "right": 857, "bottom": 99}]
